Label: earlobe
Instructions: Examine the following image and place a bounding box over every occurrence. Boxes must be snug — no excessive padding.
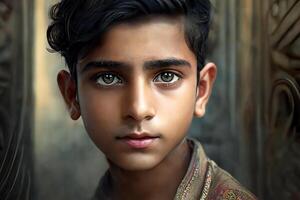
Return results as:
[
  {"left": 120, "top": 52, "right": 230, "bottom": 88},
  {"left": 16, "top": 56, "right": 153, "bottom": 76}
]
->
[
  {"left": 194, "top": 86, "right": 206, "bottom": 117},
  {"left": 194, "top": 107, "right": 205, "bottom": 118},
  {"left": 194, "top": 63, "right": 217, "bottom": 118},
  {"left": 70, "top": 103, "right": 81, "bottom": 120},
  {"left": 57, "top": 70, "right": 81, "bottom": 120}
]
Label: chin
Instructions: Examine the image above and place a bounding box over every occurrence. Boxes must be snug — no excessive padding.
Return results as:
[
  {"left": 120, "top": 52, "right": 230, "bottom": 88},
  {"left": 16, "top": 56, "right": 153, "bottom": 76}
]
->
[
  {"left": 121, "top": 163, "right": 156, "bottom": 171},
  {"left": 111, "top": 154, "right": 163, "bottom": 172}
]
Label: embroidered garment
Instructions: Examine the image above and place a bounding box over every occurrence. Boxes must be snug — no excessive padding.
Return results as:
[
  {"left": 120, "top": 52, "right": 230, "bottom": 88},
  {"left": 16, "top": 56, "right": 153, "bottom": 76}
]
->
[{"left": 92, "top": 139, "right": 257, "bottom": 200}]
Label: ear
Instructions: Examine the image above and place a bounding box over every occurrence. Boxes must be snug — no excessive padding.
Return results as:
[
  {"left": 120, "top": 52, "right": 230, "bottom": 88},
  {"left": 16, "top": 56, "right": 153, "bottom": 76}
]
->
[
  {"left": 57, "top": 70, "right": 81, "bottom": 120},
  {"left": 194, "top": 62, "right": 217, "bottom": 117}
]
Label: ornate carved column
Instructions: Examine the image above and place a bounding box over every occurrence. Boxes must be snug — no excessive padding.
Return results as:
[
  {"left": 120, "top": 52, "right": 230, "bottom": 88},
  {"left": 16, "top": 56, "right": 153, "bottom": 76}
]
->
[
  {"left": 0, "top": 0, "right": 34, "bottom": 199},
  {"left": 265, "top": 0, "right": 300, "bottom": 199},
  {"left": 198, "top": 1, "right": 300, "bottom": 198},
  {"left": 239, "top": 0, "right": 300, "bottom": 198}
]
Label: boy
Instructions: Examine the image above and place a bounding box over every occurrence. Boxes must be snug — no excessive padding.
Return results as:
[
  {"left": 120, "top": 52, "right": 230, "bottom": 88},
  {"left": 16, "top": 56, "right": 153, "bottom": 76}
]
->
[{"left": 47, "top": 0, "right": 257, "bottom": 199}]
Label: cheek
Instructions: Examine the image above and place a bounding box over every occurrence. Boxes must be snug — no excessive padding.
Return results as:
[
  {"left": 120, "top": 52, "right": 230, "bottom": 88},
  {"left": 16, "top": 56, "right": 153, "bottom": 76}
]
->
[
  {"left": 156, "top": 83, "right": 196, "bottom": 135},
  {"left": 78, "top": 89, "right": 122, "bottom": 136}
]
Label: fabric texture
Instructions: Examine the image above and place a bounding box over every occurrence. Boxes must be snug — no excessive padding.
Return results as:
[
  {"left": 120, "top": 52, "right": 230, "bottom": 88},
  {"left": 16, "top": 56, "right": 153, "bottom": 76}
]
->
[{"left": 92, "top": 138, "right": 257, "bottom": 200}]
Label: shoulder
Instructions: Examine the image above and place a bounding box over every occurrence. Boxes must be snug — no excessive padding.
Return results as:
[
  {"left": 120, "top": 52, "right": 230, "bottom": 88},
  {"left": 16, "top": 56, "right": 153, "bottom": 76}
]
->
[
  {"left": 207, "top": 160, "right": 258, "bottom": 200},
  {"left": 187, "top": 139, "right": 257, "bottom": 200}
]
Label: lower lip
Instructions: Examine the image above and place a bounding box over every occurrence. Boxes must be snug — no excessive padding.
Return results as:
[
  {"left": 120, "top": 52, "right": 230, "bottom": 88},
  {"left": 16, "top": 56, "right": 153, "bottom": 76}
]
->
[{"left": 122, "top": 138, "right": 157, "bottom": 149}]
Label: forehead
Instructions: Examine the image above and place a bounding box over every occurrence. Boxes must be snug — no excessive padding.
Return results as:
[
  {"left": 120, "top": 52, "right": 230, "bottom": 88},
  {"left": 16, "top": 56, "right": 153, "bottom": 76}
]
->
[{"left": 79, "top": 15, "right": 196, "bottom": 68}]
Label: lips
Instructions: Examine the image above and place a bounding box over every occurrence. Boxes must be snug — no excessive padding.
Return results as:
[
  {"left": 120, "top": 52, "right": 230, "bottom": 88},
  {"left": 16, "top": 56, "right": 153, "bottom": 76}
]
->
[{"left": 117, "top": 132, "right": 159, "bottom": 149}]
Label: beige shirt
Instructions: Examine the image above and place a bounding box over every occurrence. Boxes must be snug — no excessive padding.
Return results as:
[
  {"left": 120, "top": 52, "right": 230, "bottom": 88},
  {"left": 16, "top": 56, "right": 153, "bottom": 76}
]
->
[{"left": 93, "top": 138, "right": 257, "bottom": 200}]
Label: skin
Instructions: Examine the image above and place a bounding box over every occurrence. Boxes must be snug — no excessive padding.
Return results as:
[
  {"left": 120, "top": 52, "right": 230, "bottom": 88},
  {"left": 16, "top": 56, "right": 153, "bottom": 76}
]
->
[{"left": 57, "top": 16, "right": 217, "bottom": 199}]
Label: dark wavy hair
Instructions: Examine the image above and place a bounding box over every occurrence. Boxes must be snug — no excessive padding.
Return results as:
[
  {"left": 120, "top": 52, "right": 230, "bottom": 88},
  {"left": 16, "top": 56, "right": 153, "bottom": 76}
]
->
[{"left": 47, "top": 0, "right": 211, "bottom": 80}]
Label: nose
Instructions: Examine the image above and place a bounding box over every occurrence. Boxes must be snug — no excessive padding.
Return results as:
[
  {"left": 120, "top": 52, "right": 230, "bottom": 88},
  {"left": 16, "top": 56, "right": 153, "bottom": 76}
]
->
[{"left": 123, "top": 78, "right": 156, "bottom": 122}]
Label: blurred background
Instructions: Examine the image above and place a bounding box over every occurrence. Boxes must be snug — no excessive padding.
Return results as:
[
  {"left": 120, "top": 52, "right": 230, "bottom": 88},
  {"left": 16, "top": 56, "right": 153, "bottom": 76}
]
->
[{"left": 0, "top": 0, "right": 299, "bottom": 199}]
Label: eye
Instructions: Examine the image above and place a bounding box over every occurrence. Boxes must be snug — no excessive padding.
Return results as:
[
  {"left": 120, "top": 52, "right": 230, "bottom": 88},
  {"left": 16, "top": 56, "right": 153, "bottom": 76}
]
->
[
  {"left": 154, "top": 72, "right": 180, "bottom": 84},
  {"left": 95, "top": 73, "right": 122, "bottom": 86}
]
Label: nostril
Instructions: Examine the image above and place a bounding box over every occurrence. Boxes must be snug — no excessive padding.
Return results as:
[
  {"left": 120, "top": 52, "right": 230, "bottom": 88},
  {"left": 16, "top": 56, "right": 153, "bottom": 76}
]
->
[
  {"left": 145, "top": 115, "right": 154, "bottom": 120},
  {"left": 123, "top": 104, "right": 156, "bottom": 122}
]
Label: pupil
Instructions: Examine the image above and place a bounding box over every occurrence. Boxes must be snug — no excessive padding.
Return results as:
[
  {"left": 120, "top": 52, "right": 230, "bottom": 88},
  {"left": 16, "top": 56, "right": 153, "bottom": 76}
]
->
[
  {"left": 162, "top": 73, "right": 173, "bottom": 82},
  {"left": 103, "top": 74, "right": 114, "bottom": 84}
]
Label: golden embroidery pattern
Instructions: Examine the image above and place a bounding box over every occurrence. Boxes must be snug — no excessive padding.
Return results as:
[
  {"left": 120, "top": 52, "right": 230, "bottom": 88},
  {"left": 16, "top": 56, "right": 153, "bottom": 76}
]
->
[
  {"left": 200, "top": 163, "right": 212, "bottom": 200},
  {"left": 223, "top": 189, "right": 237, "bottom": 200},
  {"left": 175, "top": 162, "right": 200, "bottom": 200}
]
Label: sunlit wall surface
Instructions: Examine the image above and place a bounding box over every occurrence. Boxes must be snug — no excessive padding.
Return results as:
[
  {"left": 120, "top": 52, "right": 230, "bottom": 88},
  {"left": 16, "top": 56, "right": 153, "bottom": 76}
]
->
[{"left": 34, "top": 0, "right": 107, "bottom": 199}]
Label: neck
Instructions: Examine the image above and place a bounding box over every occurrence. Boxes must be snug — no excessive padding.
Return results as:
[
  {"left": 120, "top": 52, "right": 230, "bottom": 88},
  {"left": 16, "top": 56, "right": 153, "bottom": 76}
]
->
[{"left": 109, "top": 138, "right": 192, "bottom": 200}]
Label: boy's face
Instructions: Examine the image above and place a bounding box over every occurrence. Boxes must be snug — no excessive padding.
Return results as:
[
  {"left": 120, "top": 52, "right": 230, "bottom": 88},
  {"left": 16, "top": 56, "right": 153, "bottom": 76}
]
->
[{"left": 58, "top": 16, "right": 216, "bottom": 171}]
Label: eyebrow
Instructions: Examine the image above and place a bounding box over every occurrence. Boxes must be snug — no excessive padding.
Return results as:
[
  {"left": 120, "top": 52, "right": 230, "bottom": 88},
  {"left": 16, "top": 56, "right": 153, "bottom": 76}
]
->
[
  {"left": 80, "top": 60, "right": 127, "bottom": 73},
  {"left": 80, "top": 58, "right": 191, "bottom": 73},
  {"left": 144, "top": 58, "right": 191, "bottom": 69}
]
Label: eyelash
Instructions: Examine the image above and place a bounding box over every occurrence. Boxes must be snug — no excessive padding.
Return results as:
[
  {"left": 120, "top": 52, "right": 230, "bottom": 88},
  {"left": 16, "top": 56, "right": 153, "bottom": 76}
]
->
[
  {"left": 92, "top": 72, "right": 123, "bottom": 87},
  {"left": 154, "top": 71, "right": 181, "bottom": 84},
  {"left": 92, "top": 71, "right": 182, "bottom": 87}
]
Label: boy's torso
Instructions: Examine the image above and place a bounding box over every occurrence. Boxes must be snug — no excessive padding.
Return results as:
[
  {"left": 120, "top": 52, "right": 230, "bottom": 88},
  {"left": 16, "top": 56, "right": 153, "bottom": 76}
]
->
[{"left": 92, "top": 138, "right": 257, "bottom": 200}]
